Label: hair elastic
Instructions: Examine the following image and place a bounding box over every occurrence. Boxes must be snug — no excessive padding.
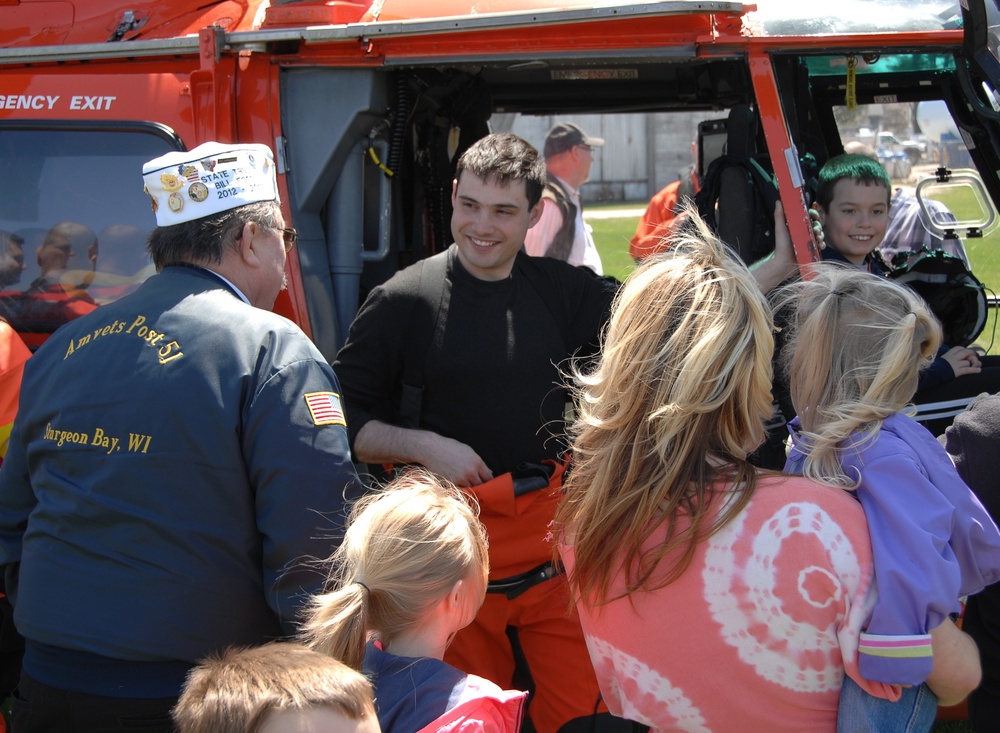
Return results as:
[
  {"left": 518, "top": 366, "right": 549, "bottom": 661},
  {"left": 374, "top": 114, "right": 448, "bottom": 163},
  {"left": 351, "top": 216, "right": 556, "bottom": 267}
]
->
[{"left": 355, "top": 580, "right": 370, "bottom": 593}]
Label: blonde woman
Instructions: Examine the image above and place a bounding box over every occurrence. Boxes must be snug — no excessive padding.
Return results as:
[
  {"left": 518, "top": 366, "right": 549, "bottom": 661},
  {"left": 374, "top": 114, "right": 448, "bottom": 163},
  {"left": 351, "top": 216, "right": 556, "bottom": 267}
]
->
[
  {"left": 302, "top": 469, "right": 526, "bottom": 733},
  {"left": 554, "top": 210, "right": 976, "bottom": 732},
  {"left": 780, "top": 265, "right": 1000, "bottom": 731}
]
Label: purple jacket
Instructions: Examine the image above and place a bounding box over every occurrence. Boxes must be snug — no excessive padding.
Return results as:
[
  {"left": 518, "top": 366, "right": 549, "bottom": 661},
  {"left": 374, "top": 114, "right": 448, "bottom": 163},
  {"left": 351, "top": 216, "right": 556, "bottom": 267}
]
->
[{"left": 785, "top": 412, "right": 1000, "bottom": 685}]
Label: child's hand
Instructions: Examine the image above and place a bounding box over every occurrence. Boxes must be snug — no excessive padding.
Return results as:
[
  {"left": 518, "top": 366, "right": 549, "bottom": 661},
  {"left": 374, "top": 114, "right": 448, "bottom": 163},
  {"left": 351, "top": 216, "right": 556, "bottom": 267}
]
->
[
  {"left": 942, "top": 346, "right": 983, "bottom": 378},
  {"left": 808, "top": 208, "right": 826, "bottom": 250},
  {"left": 772, "top": 202, "right": 824, "bottom": 264}
]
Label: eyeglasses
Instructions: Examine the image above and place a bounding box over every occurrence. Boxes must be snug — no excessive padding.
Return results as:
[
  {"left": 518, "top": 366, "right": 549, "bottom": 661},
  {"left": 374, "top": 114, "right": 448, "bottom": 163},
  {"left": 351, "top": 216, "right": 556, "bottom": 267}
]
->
[
  {"left": 576, "top": 144, "right": 593, "bottom": 153},
  {"left": 281, "top": 226, "right": 297, "bottom": 252}
]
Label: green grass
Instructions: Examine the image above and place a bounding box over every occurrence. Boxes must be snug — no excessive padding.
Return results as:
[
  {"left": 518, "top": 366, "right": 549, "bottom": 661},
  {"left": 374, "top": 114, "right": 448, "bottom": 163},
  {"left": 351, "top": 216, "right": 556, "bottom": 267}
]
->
[
  {"left": 929, "top": 188, "right": 1000, "bottom": 354},
  {"left": 933, "top": 187, "right": 1000, "bottom": 292},
  {"left": 587, "top": 209, "right": 641, "bottom": 283},
  {"left": 964, "top": 237, "right": 1000, "bottom": 295}
]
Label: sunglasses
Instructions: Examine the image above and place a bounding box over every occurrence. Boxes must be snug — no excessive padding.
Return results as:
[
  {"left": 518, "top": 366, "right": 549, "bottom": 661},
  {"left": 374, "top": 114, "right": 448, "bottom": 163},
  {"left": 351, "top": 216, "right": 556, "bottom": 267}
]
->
[{"left": 281, "top": 226, "right": 297, "bottom": 252}]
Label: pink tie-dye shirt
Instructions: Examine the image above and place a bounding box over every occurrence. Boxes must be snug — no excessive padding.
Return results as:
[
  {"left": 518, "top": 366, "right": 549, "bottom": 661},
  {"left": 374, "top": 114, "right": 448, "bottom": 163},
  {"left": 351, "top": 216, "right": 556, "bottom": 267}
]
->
[{"left": 560, "top": 474, "right": 899, "bottom": 733}]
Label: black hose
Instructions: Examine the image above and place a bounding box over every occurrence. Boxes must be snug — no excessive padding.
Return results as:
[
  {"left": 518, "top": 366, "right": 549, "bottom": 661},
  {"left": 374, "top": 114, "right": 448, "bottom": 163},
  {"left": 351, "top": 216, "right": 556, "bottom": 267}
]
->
[{"left": 387, "top": 75, "right": 409, "bottom": 176}]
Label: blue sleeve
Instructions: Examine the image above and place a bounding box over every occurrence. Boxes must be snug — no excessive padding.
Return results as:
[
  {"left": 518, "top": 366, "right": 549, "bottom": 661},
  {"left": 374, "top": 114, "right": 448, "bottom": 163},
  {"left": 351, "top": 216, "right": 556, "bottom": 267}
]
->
[
  {"left": 917, "top": 346, "right": 955, "bottom": 391},
  {"left": 854, "top": 448, "right": 962, "bottom": 685},
  {"left": 242, "top": 353, "right": 361, "bottom": 636}
]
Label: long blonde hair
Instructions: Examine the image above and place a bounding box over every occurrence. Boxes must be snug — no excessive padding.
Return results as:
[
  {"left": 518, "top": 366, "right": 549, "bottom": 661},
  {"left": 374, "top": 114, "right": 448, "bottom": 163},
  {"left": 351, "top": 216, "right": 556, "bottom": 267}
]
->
[
  {"left": 554, "top": 208, "right": 776, "bottom": 606},
  {"left": 300, "top": 469, "right": 489, "bottom": 669},
  {"left": 779, "top": 264, "right": 941, "bottom": 487}
]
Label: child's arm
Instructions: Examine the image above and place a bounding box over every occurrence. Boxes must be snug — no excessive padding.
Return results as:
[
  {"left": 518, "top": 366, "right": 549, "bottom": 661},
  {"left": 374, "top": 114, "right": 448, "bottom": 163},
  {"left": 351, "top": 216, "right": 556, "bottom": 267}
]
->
[
  {"left": 925, "top": 617, "right": 982, "bottom": 706},
  {"left": 750, "top": 201, "right": 800, "bottom": 293},
  {"left": 851, "top": 446, "right": 963, "bottom": 685}
]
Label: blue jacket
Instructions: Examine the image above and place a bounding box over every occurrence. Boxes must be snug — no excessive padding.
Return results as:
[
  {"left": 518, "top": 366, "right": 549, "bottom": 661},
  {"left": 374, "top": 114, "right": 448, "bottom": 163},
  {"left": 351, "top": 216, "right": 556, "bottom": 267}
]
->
[
  {"left": 364, "top": 641, "right": 525, "bottom": 733},
  {"left": 0, "top": 265, "right": 359, "bottom": 696},
  {"left": 786, "top": 412, "right": 1000, "bottom": 684}
]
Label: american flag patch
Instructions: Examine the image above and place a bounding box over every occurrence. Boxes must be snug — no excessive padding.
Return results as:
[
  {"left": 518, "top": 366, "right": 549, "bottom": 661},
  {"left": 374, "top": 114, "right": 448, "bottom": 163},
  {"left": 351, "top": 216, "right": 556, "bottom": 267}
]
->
[{"left": 304, "top": 392, "right": 346, "bottom": 427}]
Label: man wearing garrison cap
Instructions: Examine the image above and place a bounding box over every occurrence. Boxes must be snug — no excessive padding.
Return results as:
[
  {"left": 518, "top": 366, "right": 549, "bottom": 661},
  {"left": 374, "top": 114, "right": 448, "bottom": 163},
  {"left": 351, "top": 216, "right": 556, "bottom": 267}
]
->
[
  {"left": 523, "top": 121, "right": 605, "bottom": 274},
  {"left": 0, "top": 142, "right": 359, "bottom": 732}
]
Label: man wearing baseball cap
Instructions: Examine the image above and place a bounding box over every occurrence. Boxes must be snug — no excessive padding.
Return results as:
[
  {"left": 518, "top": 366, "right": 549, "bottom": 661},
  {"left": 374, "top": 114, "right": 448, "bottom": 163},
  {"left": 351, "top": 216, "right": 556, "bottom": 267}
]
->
[
  {"left": 0, "top": 142, "right": 359, "bottom": 732},
  {"left": 524, "top": 122, "right": 605, "bottom": 274}
]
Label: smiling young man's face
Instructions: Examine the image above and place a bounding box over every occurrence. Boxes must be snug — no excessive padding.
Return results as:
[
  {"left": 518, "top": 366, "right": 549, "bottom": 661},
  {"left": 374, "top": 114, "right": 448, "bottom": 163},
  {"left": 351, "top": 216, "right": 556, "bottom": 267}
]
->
[
  {"left": 817, "top": 178, "right": 891, "bottom": 265},
  {"left": 450, "top": 171, "right": 542, "bottom": 281}
]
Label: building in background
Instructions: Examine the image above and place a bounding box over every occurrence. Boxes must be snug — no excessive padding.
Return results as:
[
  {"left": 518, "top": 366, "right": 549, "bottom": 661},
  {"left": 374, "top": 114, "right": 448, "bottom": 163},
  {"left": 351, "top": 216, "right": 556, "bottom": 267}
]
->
[{"left": 494, "top": 112, "right": 715, "bottom": 204}]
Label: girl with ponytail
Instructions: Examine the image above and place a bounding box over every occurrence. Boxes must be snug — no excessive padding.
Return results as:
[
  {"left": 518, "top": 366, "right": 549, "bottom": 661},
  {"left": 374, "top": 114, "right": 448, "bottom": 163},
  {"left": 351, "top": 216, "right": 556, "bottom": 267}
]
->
[
  {"left": 301, "top": 468, "right": 525, "bottom": 733},
  {"left": 781, "top": 264, "right": 1000, "bottom": 731}
]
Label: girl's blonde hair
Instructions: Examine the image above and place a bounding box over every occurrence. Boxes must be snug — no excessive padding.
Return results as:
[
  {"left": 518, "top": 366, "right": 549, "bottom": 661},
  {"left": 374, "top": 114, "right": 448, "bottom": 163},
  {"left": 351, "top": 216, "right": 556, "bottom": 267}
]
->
[
  {"left": 301, "top": 468, "right": 489, "bottom": 669},
  {"left": 778, "top": 264, "right": 941, "bottom": 487},
  {"left": 554, "top": 207, "right": 776, "bottom": 606}
]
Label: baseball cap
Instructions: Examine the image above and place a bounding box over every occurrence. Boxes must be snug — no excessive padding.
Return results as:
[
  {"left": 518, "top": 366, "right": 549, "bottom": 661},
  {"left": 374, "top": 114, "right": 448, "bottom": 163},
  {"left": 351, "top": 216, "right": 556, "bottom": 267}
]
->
[
  {"left": 543, "top": 122, "right": 605, "bottom": 158},
  {"left": 142, "top": 142, "right": 278, "bottom": 227}
]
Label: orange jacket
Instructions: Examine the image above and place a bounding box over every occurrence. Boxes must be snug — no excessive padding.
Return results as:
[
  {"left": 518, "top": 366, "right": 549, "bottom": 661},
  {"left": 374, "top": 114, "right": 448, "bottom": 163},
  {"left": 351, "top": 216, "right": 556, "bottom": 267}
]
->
[
  {"left": 0, "top": 320, "right": 29, "bottom": 461},
  {"left": 629, "top": 168, "right": 700, "bottom": 261}
]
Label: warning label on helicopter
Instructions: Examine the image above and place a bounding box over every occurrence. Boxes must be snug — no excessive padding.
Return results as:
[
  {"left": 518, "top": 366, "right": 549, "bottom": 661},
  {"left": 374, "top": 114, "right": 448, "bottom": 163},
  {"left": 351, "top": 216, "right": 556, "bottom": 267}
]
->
[{"left": 0, "top": 94, "right": 117, "bottom": 111}]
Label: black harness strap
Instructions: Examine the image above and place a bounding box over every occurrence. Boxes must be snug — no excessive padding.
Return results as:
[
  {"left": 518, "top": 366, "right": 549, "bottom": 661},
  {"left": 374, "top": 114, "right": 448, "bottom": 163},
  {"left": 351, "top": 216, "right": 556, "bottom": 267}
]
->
[
  {"left": 487, "top": 561, "right": 562, "bottom": 600},
  {"left": 398, "top": 254, "right": 450, "bottom": 428},
  {"left": 397, "top": 251, "right": 571, "bottom": 427}
]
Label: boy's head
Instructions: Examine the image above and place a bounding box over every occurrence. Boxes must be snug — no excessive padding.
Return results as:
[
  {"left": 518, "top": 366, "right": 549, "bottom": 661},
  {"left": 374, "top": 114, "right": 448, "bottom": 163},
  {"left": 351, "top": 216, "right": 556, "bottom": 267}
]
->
[
  {"left": 815, "top": 153, "right": 892, "bottom": 265},
  {"left": 173, "top": 642, "right": 379, "bottom": 733}
]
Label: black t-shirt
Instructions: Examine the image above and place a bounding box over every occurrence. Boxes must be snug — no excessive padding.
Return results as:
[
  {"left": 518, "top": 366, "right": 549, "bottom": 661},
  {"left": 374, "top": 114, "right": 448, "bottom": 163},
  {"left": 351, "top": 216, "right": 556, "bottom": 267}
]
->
[{"left": 335, "top": 246, "right": 614, "bottom": 474}]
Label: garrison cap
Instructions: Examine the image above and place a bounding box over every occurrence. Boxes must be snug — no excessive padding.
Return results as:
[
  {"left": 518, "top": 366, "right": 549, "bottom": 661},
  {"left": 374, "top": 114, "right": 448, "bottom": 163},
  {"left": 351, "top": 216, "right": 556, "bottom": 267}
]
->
[{"left": 142, "top": 142, "right": 278, "bottom": 227}]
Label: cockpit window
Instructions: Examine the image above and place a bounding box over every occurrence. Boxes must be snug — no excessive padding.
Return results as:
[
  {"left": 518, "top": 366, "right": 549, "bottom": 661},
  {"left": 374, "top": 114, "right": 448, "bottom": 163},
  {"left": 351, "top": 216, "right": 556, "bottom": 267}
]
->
[{"left": 0, "top": 128, "right": 177, "bottom": 349}]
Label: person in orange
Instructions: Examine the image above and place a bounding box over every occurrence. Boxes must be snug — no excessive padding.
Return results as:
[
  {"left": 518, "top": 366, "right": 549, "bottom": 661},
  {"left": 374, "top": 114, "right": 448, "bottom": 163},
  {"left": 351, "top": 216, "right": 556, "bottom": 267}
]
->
[
  {"left": 334, "top": 133, "right": 624, "bottom": 733},
  {"left": 0, "top": 319, "right": 29, "bottom": 461},
  {"left": 335, "top": 135, "right": 806, "bottom": 733},
  {"left": 629, "top": 144, "right": 700, "bottom": 262},
  {"left": 0, "top": 230, "right": 29, "bottom": 720}
]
